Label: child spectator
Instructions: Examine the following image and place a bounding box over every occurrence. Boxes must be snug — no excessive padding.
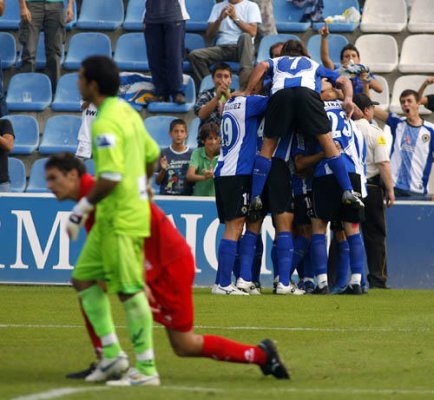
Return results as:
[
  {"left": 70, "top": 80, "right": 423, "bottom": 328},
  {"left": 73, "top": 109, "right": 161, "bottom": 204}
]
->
[
  {"left": 187, "top": 122, "right": 220, "bottom": 196},
  {"left": 155, "top": 119, "right": 193, "bottom": 195}
]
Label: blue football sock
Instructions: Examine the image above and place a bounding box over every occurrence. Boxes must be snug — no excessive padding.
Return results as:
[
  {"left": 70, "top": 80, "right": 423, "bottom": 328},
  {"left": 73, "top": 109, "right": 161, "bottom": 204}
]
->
[
  {"left": 271, "top": 240, "right": 278, "bottom": 279},
  {"left": 217, "top": 239, "right": 238, "bottom": 287},
  {"left": 290, "top": 236, "right": 310, "bottom": 279},
  {"left": 233, "top": 253, "right": 240, "bottom": 280},
  {"left": 276, "top": 232, "right": 294, "bottom": 286},
  {"left": 238, "top": 231, "right": 257, "bottom": 282},
  {"left": 335, "top": 240, "right": 350, "bottom": 288},
  {"left": 251, "top": 155, "right": 272, "bottom": 199},
  {"left": 347, "top": 233, "right": 364, "bottom": 276},
  {"left": 303, "top": 245, "right": 315, "bottom": 280},
  {"left": 252, "top": 234, "right": 263, "bottom": 283},
  {"left": 326, "top": 154, "right": 353, "bottom": 192},
  {"left": 311, "top": 234, "right": 328, "bottom": 277}
]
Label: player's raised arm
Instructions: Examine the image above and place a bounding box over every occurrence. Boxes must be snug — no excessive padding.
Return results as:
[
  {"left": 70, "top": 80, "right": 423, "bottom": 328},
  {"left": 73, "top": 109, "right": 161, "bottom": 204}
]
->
[
  {"left": 335, "top": 75, "right": 354, "bottom": 118},
  {"left": 245, "top": 61, "right": 269, "bottom": 95}
]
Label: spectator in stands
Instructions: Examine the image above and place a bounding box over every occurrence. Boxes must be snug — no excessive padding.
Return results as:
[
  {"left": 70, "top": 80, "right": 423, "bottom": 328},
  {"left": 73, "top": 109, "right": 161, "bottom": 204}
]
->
[
  {"left": 353, "top": 94, "right": 394, "bottom": 289},
  {"left": 187, "top": 0, "right": 261, "bottom": 90},
  {"left": 418, "top": 77, "right": 434, "bottom": 112},
  {"left": 374, "top": 90, "right": 434, "bottom": 199},
  {"left": 288, "top": 0, "right": 324, "bottom": 22},
  {"left": 319, "top": 23, "right": 382, "bottom": 95},
  {"left": 0, "top": 0, "right": 7, "bottom": 117},
  {"left": 250, "top": 0, "right": 277, "bottom": 37},
  {"left": 193, "top": 62, "right": 232, "bottom": 142},
  {"left": 144, "top": 0, "right": 189, "bottom": 105},
  {"left": 75, "top": 101, "right": 96, "bottom": 161},
  {"left": 155, "top": 118, "right": 193, "bottom": 195},
  {"left": 187, "top": 122, "right": 220, "bottom": 196},
  {"left": 0, "top": 0, "right": 4, "bottom": 15},
  {"left": 0, "top": 118, "right": 14, "bottom": 192},
  {"left": 18, "top": 0, "right": 74, "bottom": 92},
  {"left": 269, "top": 42, "right": 284, "bottom": 58}
]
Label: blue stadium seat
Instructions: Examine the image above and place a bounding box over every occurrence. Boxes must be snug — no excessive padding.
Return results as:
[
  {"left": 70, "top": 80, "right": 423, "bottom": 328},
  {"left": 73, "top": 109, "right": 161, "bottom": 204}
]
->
[
  {"left": 186, "top": 0, "right": 214, "bottom": 32},
  {"left": 312, "top": 0, "right": 360, "bottom": 32},
  {"left": 256, "top": 34, "right": 300, "bottom": 62},
  {"left": 64, "top": 0, "right": 77, "bottom": 30},
  {"left": 0, "top": 32, "right": 16, "bottom": 69},
  {"left": 184, "top": 33, "right": 206, "bottom": 72},
  {"left": 188, "top": 117, "right": 200, "bottom": 149},
  {"left": 51, "top": 73, "right": 81, "bottom": 112},
  {"left": 151, "top": 172, "right": 160, "bottom": 195},
  {"left": 39, "top": 115, "right": 81, "bottom": 155},
  {"left": 0, "top": 0, "right": 20, "bottom": 30},
  {"left": 6, "top": 73, "right": 52, "bottom": 111},
  {"left": 26, "top": 158, "right": 49, "bottom": 193},
  {"left": 114, "top": 33, "right": 149, "bottom": 71},
  {"left": 148, "top": 75, "right": 196, "bottom": 113},
  {"left": 198, "top": 74, "right": 240, "bottom": 93},
  {"left": 77, "top": 0, "right": 124, "bottom": 30},
  {"left": 63, "top": 32, "right": 112, "bottom": 70},
  {"left": 2, "top": 115, "right": 39, "bottom": 155},
  {"left": 16, "top": 32, "right": 65, "bottom": 70},
  {"left": 8, "top": 158, "right": 26, "bottom": 193},
  {"left": 124, "top": 0, "right": 145, "bottom": 31},
  {"left": 144, "top": 116, "right": 177, "bottom": 148},
  {"left": 84, "top": 159, "right": 94, "bottom": 176},
  {"left": 272, "top": 0, "right": 311, "bottom": 32},
  {"left": 307, "top": 34, "right": 348, "bottom": 67}
]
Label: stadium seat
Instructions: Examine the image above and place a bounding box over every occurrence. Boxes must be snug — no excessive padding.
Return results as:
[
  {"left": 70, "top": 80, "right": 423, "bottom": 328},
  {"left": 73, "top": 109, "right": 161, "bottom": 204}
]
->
[
  {"left": 39, "top": 115, "right": 81, "bottom": 155},
  {"left": 16, "top": 32, "right": 65, "bottom": 70},
  {"left": 124, "top": 0, "right": 145, "bottom": 31},
  {"left": 361, "top": 0, "right": 407, "bottom": 33},
  {"left": 147, "top": 75, "right": 196, "bottom": 113},
  {"left": 63, "top": 32, "right": 112, "bottom": 70},
  {"left": 2, "top": 115, "right": 39, "bottom": 155},
  {"left": 307, "top": 34, "right": 348, "bottom": 67},
  {"left": 144, "top": 116, "right": 177, "bottom": 148},
  {"left": 185, "top": 0, "right": 214, "bottom": 32},
  {"left": 114, "top": 33, "right": 149, "bottom": 72},
  {"left": 355, "top": 35, "right": 398, "bottom": 73},
  {"left": 0, "top": 32, "right": 16, "bottom": 69},
  {"left": 64, "top": 0, "right": 77, "bottom": 30},
  {"left": 313, "top": 0, "right": 360, "bottom": 32},
  {"left": 390, "top": 75, "right": 434, "bottom": 115},
  {"left": 399, "top": 35, "right": 434, "bottom": 73},
  {"left": 184, "top": 33, "right": 206, "bottom": 72},
  {"left": 84, "top": 159, "right": 94, "bottom": 176},
  {"left": 256, "top": 34, "right": 299, "bottom": 62},
  {"left": 408, "top": 0, "right": 434, "bottom": 32},
  {"left": 0, "top": 0, "right": 20, "bottom": 30},
  {"left": 272, "top": 0, "right": 311, "bottom": 32},
  {"left": 151, "top": 172, "right": 160, "bottom": 195},
  {"left": 188, "top": 118, "right": 200, "bottom": 149},
  {"left": 51, "top": 73, "right": 81, "bottom": 112},
  {"left": 6, "top": 73, "right": 52, "bottom": 111},
  {"left": 26, "top": 158, "right": 49, "bottom": 193},
  {"left": 369, "top": 75, "right": 389, "bottom": 111},
  {"left": 8, "top": 158, "right": 26, "bottom": 193},
  {"left": 199, "top": 74, "right": 240, "bottom": 93},
  {"left": 77, "top": 0, "right": 124, "bottom": 30}
]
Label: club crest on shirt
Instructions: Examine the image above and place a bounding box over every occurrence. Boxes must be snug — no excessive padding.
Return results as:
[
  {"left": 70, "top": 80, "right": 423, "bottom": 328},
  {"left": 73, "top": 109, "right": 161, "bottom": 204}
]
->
[
  {"left": 95, "top": 133, "right": 116, "bottom": 148},
  {"left": 421, "top": 133, "right": 430, "bottom": 144}
]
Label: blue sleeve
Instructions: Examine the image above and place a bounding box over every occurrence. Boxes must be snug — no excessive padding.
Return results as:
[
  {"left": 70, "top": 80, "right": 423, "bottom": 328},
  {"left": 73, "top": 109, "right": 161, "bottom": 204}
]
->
[
  {"left": 246, "top": 96, "right": 268, "bottom": 118},
  {"left": 386, "top": 113, "right": 402, "bottom": 136},
  {"left": 267, "top": 58, "right": 274, "bottom": 71},
  {"left": 316, "top": 65, "right": 340, "bottom": 85}
]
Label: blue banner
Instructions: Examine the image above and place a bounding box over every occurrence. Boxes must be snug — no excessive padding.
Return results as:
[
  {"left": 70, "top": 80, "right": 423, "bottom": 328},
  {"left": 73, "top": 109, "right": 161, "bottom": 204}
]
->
[{"left": 0, "top": 194, "right": 433, "bottom": 289}]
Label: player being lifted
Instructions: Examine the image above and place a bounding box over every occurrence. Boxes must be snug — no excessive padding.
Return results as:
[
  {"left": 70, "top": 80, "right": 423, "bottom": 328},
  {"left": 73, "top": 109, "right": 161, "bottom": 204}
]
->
[
  {"left": 243, "top": 39, "right": 364, "bottom": 222},
  {"left": 46, "top": 153, "right": 290, "bottom": 381}
]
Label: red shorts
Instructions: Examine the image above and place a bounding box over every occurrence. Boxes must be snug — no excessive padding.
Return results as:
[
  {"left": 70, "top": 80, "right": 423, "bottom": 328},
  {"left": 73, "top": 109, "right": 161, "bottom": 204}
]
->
[{"left": 146, "top": 252, "right": 195, "bottom": 332}]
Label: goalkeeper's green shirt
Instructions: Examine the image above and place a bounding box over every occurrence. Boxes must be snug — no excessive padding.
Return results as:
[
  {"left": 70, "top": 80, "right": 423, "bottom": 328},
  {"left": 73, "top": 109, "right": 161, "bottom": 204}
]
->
[{"left": 91, "top": 97, "right": 160, "bottom": 237}]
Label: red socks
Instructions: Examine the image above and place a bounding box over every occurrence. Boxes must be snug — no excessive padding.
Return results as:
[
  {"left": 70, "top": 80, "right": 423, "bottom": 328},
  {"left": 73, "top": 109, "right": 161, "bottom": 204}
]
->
[
  {"left": 79, "top": 301, "right": 103, "bottom": 359},
  {"left": 201, "top": 335, "right": 267, "bottom": 365}
]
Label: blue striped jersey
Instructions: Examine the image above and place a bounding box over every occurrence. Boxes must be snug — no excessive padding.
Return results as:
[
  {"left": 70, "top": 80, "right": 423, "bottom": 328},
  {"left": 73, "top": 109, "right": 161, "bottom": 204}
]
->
[
  {"left": 387, "top": 113, "right": 434, "bottom": 194},
  {"left": 215, "top": 95, "right": 268, "bottom": 177},
  {"left": 290, "top": 133, "right": 314, "bottom": 196}
]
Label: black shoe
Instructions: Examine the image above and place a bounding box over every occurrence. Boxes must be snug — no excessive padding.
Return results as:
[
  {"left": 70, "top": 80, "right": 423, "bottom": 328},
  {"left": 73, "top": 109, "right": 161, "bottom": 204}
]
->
[
  {"left": 173, "top": 93, "right": 186, "bottom": 105},
  {"left": 342, "top": 190, "right": 365, "bottom": 209},
  {"left": 66, "top": 362, "right": 96, "bottom": 379},
  {"left": 248, "top": 196, "right": 263, "bottom": 222},
  {"left": 345, "top": 284, "right": 363, "bottom": 295},
  {"left": 313, "top": 285, "right": 329, "bottom": 295},
  {"left": 258, "top": 339, "right": 290, "bottom": 380}
]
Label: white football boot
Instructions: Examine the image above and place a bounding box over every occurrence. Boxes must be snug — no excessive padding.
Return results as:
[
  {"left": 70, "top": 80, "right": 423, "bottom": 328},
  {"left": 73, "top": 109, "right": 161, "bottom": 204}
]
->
[
  {"left": 236, "top": 277, "right": 261, "bottom": 295},
  {"left": 106, "top": 368, "right": 160, "bottom": 387},
  {"left": 85, "top": 351, "right": 129, "bottom": 383},
  {"left": 212, "top": 283, "right": 249, "bottom": 295},
  {"left": 275, "top": 282, "right": 305, "bottom": 295}
]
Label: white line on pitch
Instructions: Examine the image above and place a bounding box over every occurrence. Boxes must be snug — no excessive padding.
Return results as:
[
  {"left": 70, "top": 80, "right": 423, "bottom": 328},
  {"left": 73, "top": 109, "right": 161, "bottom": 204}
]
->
[{"left": 11, "top": 387, "right": 107, "bottom": 400}]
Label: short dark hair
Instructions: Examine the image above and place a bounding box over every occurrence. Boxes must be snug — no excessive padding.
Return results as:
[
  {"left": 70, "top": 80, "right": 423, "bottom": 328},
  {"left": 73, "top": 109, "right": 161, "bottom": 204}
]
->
[
  {"left": 400, "top": 89, "right": 420, "bottom": 102},
  {"left": 45, "top": 153, "right": 86, "bottom": 176},
  {"left": 269, "top": 42, "right": 284, "bottom": 58},
  {"left": 169, "top": 118, "right": 187, "bottom": 132},
  {"left": 211, "top": 62, "right": 232, "bottom": 78},
  {"left": 340, "top": 44, "right": 360, "bottom": 62},
  {"left": 281, "top": 40, "right": 310, "bottom": 58},
  {"left": 81, "top": 56, "right": 120, "bottom": 97},
  {"left": 199, "top": 122, "right": 219, "bottom": 144}
]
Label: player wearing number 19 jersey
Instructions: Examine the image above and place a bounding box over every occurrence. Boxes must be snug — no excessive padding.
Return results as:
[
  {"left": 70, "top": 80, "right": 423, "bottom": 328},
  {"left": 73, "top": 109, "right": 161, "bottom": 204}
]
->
[{"left": 213, "top": 94, "right": 268, "bottom": 295}]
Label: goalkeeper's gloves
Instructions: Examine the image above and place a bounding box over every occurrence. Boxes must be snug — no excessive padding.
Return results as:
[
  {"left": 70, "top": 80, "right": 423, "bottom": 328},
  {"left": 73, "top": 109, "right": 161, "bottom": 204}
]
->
[{"left": 66, "top": 197, "right": 94, "bottom": 240}]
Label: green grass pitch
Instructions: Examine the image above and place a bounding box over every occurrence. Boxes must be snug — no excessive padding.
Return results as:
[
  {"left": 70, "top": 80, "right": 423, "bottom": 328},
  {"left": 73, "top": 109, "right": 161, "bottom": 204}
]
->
[{"left": 1, "top": 286, "right": 434, "bottom": 400}]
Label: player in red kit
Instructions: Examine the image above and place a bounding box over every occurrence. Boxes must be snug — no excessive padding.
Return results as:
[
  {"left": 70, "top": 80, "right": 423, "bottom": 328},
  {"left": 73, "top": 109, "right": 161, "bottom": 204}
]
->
[{"left": 45, "top": 153, "right": 289, "bottom": 381}]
